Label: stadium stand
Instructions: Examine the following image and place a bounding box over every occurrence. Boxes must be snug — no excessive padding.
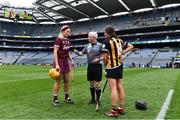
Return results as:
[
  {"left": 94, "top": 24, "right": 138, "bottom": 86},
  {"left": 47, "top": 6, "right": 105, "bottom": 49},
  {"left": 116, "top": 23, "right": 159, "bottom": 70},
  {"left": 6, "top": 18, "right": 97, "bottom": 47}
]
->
[
  {"left": 123, "top": 48, "right": 178, "bottom": 68},
  {"left": 0, "top": 51, "right": 53, "bottom": 65},
  {"left": 0, "top": 1, "right": 180, "bottom": 68},
  {"left": 0, "top": 7, "right": 180, "bottom": 36}
]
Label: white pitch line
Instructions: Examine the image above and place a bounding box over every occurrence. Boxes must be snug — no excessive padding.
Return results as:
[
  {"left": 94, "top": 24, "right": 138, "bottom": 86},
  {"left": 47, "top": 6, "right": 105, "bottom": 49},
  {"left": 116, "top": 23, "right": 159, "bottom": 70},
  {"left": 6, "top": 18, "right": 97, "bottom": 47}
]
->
[
  {"left": 0, "top": 73, "right": 86, "bottom": 83},
  {"left": 156, "top": 89, "right": 174, "bottom": 120}
]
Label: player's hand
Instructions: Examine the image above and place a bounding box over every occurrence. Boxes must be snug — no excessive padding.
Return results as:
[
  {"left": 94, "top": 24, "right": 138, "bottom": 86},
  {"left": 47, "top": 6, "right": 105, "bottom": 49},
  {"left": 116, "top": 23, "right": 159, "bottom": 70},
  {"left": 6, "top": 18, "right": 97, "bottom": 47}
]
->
[
  {"left": 71, "top": 60, "right": 75, "bottom": 69},
  {"left": 92, "top": 58, "right": 100, "bottom": 63},
  {"left": 92, "top": 57, "right": 103, "bottom": 63},
  {"left": 74, "top": 49, "right": 79, "bottom": 55},
  {"left": 55, "top": 64, "right": 61, "bottom": 71},
  {"left": 71, "top": 60, "right": 74, "bottom": 65}
]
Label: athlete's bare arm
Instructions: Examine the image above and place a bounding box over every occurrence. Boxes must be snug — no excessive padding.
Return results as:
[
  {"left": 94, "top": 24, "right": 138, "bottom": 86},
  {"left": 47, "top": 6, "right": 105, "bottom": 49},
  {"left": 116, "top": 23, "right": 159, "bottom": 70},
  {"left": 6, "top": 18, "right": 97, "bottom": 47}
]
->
[
  {"left": 54, "top": 46, "right": 60, "bottom": 70},
  {"left": 74, "top": 49, "right": 84, "bottom": 56},
  {"left": 123, "top": 43, "right": 134, "bottom": 54}
]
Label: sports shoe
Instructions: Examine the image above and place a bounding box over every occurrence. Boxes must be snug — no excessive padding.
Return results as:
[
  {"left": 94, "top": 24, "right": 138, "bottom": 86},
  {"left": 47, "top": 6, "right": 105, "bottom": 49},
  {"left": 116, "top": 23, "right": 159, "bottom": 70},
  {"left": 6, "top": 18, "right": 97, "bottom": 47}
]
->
[
  {"left": 105, "top": 109, "right": 118, "bottom": 117},
  {"left": 65, "top": 97, "right": 74, "bottom": 104},
  {"left": 88, "top": 99, "right": 96, "bottom": 105},
  {"left": 117, "top": 107, "right": 125, "bottom": 114},
  {"left": 53, "top": 100, "right": 60, "bottom": 107}
]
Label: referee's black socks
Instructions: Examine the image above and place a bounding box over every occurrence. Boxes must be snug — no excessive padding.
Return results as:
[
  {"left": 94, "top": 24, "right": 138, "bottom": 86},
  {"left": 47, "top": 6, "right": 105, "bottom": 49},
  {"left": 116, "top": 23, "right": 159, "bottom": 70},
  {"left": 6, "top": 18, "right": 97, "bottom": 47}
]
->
[{"left": 90, "top": 87, "right": 95, "bottom": 101}]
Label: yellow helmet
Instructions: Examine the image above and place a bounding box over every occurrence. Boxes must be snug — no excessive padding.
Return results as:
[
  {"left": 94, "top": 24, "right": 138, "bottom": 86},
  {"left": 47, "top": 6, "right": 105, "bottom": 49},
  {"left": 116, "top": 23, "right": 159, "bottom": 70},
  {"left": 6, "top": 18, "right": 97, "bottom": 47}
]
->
[{"left": 48, "top": 68, "right": 60, "bottom": 80}]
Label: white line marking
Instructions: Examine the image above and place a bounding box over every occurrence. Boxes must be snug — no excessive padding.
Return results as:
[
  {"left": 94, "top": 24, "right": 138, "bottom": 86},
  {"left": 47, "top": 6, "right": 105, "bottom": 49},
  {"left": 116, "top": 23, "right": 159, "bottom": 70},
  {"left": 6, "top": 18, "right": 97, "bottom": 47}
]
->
[
  {"left": 156, "top": 89, "right": 174, "bottom": 120},
  {"left": 0, "top": 77, "right": 48, "bottom": 83},
  {"left": 0, "top": 73, "right": 86, "bottom": 83}
]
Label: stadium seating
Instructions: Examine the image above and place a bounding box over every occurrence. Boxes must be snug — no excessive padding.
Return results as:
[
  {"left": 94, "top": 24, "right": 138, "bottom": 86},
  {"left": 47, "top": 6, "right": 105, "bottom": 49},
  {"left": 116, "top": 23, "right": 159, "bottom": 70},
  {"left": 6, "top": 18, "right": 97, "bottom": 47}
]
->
[
  {"left": 123, "top": 49, "right": 157, "bottom": 67},
  {"left": 152, "top": 49, "right": 177, "bottom": 67},
  {"left": 0, "top": 51, "right": 53, "bottom": 64},
  {"left": 0, "top": 7, "right": 180, "bottom": 36},
  {"left": 0, "top": 48, "right": 178, "bottom": 67},
  {"left": 0, "top": 7, "right": 180, "bottom": 66},
  {"left": 123, "top": 48, "right": 178, "bottom": 67}
]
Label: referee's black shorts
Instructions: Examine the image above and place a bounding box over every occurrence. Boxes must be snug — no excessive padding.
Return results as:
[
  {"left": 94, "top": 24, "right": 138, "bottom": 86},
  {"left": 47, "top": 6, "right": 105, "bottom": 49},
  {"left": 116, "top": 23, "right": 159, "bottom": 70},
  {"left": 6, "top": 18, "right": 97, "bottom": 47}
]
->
[
  {"left": 87, "top": 64, "right": 102, "bottom": 81},
  {"left": 106, "top": 64, "right": 123, "bottom": 79}
]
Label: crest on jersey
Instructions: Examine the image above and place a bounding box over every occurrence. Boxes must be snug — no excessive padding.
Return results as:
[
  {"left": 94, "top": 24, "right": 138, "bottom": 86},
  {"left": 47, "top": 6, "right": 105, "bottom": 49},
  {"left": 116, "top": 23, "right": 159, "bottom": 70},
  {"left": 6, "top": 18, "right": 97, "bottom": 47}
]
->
[{"left": 102, "top": 44, "right": 105, "bottom": 48}]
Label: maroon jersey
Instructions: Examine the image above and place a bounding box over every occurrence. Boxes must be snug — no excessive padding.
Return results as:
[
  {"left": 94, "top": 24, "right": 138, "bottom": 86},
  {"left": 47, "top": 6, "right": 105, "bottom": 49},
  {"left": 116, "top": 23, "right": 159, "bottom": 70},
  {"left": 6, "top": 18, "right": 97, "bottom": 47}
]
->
[{"left": 54, "top": 37, "right": 70, "bottom": 58}]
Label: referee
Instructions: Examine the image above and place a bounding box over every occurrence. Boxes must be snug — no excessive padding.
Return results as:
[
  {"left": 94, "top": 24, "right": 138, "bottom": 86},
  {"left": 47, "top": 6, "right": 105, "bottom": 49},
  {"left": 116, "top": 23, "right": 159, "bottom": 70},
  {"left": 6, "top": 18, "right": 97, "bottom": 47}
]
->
[{"left": 74, "top": 31, "right": 102, "bottom": 106}]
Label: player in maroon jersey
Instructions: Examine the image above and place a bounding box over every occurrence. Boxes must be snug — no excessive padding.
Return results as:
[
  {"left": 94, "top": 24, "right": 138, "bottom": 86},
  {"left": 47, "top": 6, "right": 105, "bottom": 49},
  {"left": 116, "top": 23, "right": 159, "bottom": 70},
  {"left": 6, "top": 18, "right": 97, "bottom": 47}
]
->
[{"left": 52, "top": 25, "right": 74, "bottom": 107}]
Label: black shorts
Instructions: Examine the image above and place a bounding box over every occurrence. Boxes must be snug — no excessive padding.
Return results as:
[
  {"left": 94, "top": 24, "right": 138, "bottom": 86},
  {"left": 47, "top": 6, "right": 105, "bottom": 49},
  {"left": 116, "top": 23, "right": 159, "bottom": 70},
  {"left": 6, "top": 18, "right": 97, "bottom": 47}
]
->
[
  {"left": 106, "top": 64, "right": 123, "bottom": 79},
  {"left": 87, "top": 64, "right": 102, "bottom": 81}
]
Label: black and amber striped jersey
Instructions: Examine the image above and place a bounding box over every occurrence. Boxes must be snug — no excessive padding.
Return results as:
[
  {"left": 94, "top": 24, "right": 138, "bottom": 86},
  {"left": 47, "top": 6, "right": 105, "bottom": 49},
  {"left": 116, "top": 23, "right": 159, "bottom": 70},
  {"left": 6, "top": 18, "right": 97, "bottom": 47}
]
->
[{"left": 102, "top": 37, "right": 128, "bottom": 69}]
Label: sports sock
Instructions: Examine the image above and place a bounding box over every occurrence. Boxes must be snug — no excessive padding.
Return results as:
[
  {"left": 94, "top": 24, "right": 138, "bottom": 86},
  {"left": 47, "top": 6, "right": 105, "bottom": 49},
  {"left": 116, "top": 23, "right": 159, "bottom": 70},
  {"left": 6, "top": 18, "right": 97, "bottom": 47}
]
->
[
  {"left": 112, "top": 105, "right": 117, "bottom": 111},
  {"left": 90, "top": 87, "right": 95, "bottom": 101},
  {"left": 65, "top": 93, "right": 69, "bottom": 99},
  {"left": 54, "top": 96, "right": 58, "bottom": 102},
  {"left": 96, "top": 88, "right": 101, "bottom": 101},
  {"left": 119, "top": 104, "right": 124, "bottom": 109}
]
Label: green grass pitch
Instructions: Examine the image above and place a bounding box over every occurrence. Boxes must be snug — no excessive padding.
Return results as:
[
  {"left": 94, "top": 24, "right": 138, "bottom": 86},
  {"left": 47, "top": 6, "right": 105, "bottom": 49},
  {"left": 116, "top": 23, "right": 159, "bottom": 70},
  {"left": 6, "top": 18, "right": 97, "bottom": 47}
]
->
[{"left": 0, "top": 65, "right": 179, "bottom": 119}]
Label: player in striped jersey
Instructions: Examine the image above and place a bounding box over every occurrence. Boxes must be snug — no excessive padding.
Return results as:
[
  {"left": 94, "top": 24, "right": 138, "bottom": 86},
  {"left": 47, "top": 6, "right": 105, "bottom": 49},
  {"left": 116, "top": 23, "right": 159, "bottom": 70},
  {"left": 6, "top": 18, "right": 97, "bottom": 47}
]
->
[{"left": 101, "top": 26, "right": 134, "bottom": 117}]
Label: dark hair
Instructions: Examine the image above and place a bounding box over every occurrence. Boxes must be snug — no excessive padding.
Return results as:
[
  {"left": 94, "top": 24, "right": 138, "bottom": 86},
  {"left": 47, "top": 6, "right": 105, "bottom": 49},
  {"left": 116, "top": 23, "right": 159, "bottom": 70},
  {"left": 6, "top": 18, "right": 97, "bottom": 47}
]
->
[
  {"left": 105, "top": 26, "right": 117, "bottom": 38},
  {"left": 60, "top": 25, "right": 70, "bottom": 32}
]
